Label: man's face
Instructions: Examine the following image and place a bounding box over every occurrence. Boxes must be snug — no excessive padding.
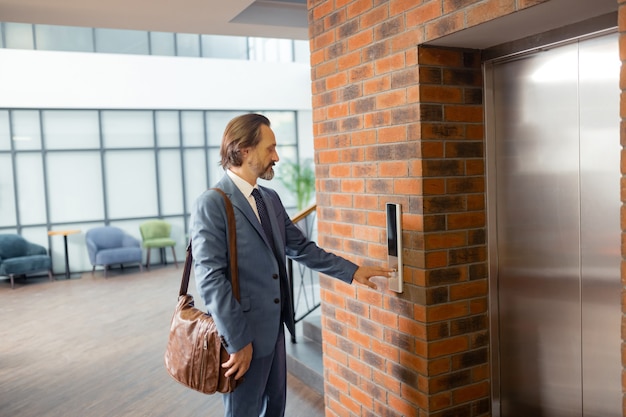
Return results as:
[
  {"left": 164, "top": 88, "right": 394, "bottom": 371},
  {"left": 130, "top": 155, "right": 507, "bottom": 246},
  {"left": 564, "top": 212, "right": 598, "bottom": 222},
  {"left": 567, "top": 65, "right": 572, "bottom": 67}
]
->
[{"left": 246, "top": 124, "right": 279, "bottom": 181}]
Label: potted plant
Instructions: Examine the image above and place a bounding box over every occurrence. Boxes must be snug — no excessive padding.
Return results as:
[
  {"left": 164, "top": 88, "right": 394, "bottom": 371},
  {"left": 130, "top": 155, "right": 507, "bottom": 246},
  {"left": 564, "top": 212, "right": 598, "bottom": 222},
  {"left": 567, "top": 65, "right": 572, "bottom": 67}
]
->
[{"left": 278, "top": 158, "right": 315, "bottom": 211}]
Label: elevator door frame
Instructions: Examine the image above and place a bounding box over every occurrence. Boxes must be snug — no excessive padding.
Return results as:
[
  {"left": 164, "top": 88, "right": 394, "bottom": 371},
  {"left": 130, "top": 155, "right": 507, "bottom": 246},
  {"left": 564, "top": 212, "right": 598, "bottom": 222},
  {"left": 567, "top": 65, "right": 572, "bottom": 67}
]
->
[{"left": 484, "top": 28, "right": 621, "bottom": 417}]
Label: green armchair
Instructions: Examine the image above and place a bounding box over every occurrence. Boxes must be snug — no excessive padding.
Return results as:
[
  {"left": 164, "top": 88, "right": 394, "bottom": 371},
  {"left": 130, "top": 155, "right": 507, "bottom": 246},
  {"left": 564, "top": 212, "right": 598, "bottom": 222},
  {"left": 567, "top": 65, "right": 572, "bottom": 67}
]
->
[
  {"left": 0, "top": 234, "right": 54, "bottom": 289},
  {"left": 139, "top": 219, "right": 178, "bottom": 269}
]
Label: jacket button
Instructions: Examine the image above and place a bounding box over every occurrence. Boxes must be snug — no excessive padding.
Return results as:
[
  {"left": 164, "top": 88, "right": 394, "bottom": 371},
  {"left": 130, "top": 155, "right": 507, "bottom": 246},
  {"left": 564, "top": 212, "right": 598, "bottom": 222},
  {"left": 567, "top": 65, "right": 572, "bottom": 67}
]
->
[
  {"left": 273, "top": 274, "right": 278, "bottom": 279},
  {"left": 274, "top": 298, "right": 280, "bottom": 304}
]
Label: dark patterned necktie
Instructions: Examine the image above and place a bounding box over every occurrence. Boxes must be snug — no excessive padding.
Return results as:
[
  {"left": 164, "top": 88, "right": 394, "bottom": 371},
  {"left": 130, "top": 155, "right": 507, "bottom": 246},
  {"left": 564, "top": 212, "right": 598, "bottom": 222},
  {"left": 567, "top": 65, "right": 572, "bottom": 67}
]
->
[{"left": 251, "top": 188, "right": 275, "bottom": 250}]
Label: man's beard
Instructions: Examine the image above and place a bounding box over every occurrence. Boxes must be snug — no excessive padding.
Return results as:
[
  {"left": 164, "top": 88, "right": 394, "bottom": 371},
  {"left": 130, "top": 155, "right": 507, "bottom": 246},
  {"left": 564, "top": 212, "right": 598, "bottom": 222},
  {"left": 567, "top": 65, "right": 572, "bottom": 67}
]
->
[{"left": 260, "top": 164, "right": 274, "bottom": 181}]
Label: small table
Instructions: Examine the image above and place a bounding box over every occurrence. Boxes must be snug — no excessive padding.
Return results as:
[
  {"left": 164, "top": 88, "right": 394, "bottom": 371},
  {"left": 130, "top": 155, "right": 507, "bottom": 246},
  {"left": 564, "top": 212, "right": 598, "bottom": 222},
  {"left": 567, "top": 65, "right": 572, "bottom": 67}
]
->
[{"left": 48, "top": 229, "right": 81, "bottom": 279}]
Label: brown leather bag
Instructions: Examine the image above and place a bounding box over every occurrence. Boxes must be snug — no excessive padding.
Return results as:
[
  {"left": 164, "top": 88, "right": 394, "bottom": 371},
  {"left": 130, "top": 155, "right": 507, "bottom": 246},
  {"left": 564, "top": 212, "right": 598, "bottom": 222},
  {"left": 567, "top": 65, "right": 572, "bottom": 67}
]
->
[{"left": 164, "top": 188, "right": 242, "bottom": 394}]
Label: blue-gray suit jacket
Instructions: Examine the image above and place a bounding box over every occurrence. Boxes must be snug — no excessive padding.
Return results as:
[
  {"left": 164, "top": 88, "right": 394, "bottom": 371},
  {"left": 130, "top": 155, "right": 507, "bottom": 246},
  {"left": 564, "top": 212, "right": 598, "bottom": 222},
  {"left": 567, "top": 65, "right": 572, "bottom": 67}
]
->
[{"left": 189, "top": 174, "right": 358, "bottom": 358}]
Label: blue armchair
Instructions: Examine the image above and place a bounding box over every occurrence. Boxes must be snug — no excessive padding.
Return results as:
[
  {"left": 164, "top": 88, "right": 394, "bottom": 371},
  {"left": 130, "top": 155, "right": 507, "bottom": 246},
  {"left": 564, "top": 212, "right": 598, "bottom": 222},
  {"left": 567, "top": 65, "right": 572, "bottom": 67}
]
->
[
  {"left": 85, "top": 226, "right": 143, "bottom": 278},
  {"left": 0, "top": 234, "right": 54, "bottom": 289}
]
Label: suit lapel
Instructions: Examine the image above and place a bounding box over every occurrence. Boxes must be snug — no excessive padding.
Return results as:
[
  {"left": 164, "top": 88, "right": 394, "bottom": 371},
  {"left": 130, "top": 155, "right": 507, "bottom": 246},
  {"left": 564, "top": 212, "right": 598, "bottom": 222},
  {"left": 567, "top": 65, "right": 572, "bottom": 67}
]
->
[
  {"left": 216, "top": 175, "right": 274, "bottom": 253},
  {"left": 257, "top": 186, "right": 285, "bottom": 259}
]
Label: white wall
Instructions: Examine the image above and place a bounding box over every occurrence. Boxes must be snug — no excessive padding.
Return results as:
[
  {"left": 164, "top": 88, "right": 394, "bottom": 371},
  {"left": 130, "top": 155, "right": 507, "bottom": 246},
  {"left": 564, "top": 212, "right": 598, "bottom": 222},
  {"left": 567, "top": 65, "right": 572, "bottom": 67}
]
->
[{"left": 0, "top": 48, "right": 313, "bottom": 110}]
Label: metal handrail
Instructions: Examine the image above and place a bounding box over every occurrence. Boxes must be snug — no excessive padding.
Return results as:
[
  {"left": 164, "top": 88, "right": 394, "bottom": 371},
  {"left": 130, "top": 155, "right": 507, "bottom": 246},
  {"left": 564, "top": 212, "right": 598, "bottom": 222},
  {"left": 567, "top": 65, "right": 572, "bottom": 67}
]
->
[{"left": 288, "top": 203, "right": 319, "bottom": 343}]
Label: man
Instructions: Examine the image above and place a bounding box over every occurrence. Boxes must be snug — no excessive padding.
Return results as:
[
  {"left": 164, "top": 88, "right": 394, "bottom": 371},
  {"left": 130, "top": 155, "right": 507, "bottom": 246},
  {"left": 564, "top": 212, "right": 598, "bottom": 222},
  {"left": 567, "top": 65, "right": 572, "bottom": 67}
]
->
[{"left": 189, "top": 113, "right": 392, "bottom": 417}]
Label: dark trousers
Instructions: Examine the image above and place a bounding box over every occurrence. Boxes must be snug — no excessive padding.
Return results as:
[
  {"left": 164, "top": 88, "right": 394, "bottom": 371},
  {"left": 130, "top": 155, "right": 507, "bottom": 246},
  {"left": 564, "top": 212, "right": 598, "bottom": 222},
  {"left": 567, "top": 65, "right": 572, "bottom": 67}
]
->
[{"left": 222, "top": 325, "right": 287, "bottom": 417}]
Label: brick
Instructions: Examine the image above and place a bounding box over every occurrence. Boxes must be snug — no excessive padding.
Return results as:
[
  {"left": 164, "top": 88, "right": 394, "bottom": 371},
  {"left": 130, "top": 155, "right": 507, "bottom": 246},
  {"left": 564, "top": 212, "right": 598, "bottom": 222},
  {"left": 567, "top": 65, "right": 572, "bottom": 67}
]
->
[
  {"left": 361, "top": 4, "right": 389, "bottom": 30},
  {"left": 350, "top": 63, "right": 376, "bottom": 82},
  {"left": 401, "top": 382, "right": 429, "bottom": 409},
  {"left": 392, "top": 30, "right": 424, "bottom": 53},
  {"left": 352, "top": 129, "right": 377, "bottom": 145},
  {"left": 466, "top": 0, "right": 516, "bottom": 26},
  {"left": 347, "top": 0, "right": 374, "bottom": 19},
  {"left": 350, "top": 384, "right": 374, "bottom": 410},
  {"left": 425, "top": 267, "right": 467, "bottom": 286},
  {"left": 429, "top": 357, "right": 452, "bottom": 376},
  {"left": 349, "top": 357, "right": 374, "bottom": 381},
  {"left": 444, "top": 105, "right": 483, "bottom": 123},
  {"left": 447, "top": 212, "right": 485, "bottom": 229},
  {"left": 418, "top": 46, "right": 462, "bottom": 67},
  {"left": 339, "top": 391, "right": 362, "bottom": 415},
  {"left": 338, "top": 50, "right": 362, "bottom": 71},
  {"left": 429, "top": 369, "right": 472, "bottom": 393},
  {"left": 328, "top": 371, "right": 351, "bottom": 394},
  {"left": 406, "top": 1, "right": 442, "bottom": 27},
  {"left": 312, "top": 0, "right": 335, "bottom": 20},
  {"left": 395, "top": 178, "right": 422, "bottom": 194},
  {"left": 449, "top": 281, "right": 488, "bottom": 301},
  {"left": 326, "top": 9, "right": 348, "bottom": 29},
  {"left": 314, "top": 30, "right": 337, "bottom": 51},
  {"left": 327, "top": 41, "right": 347, "bottom": 60},
  {"left": 348, "top": 29, "right": 374, "bottom": 51},
  {"left": 427, "top": 301, "right": 470, "bottom": 322},
  {"left": 364, "top": 75, "right": 392, "bottom": 95},
  {"left": 399, "top": 316, "right": 427, "bottom": 340},
  {"left": 376, "top": 53, "right": 407, "bottom": 74},
  {"left": 445, "top": 140, "right": 483, "bottom": 158},
  {"left": 364, "top": 110, "right": 391, "bottom": 127},
  {"left": 421, "top": 85, "right": 464, "bottom": 104},
  {"left": 375, "top": 15, "right": 404, "bottom": 41},
  {"left": 451, "top": 380, "right": 490, "bottom": 404},
  {"left": 339, "top": 146, "right": 364, "bottom": 162},
  {"left": 427, "top": 321, "right": 450, "bottom": 340},
  {"left": 442, "top": 0, "right": 482, "bottom": 14},
  {"left": 364, "top": 41, "right": 389, "bottom": 61}
]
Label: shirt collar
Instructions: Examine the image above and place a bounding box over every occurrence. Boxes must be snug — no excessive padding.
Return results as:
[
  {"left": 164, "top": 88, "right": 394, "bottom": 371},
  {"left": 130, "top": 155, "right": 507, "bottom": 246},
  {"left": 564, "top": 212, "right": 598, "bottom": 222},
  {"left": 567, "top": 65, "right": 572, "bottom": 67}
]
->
[{"left": 227, "top": 169, "right": 256, "bottom": 198}]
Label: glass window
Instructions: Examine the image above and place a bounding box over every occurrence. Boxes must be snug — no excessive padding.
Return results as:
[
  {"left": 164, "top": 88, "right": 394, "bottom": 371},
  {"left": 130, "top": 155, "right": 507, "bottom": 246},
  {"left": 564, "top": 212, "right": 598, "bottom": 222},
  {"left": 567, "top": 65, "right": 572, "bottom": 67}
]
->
[
  {"left": 184, "top": 149, "right": 207, "bottom": 212},
  {"left": 20, "top": 227, "right": 49, "bottom": 250},
  {"left": 297, "top": 110, "right": 314, "bottom": 159},
  {"left": 262, "top": 111, "right": 297, "bottom": 145},
  {"left": 249, "top": 37, "right": 293, "bottom": 63},
  {"left": 294, "top": 40, "right": 310, "bottom": 64},
  {"left": 101, "top": 111, "right": 154, "bottom": 148},
  {"left": 181, "top": 111, "right": 204, "bottom": 146},
  {"left": 201, "top": 35, "right": 248, "bottom": 59},
  {"left": 158, "top": 150, "right": 184, "bottom": 215},
  {"left": 155, "top": 111, "right": 180, "bottom": 147},
  {"left": 105, "top": 151, "right": 158, "bottom": 219},
  {"left": 95, "top": 28, "right": 149, "bottom": 55},
  {"left": 42, "top": 110, "right": 100, "bottom": 149},
  {"left": 35, "top": 25, "right": 93, "bottom": 52},
  {"left": 4, "top": 22, "right": 34, "bottom": 49},
  {"left": 0, "top": 154, "right": 17, "bottom": 227},
  {"left": 150, "top": 32, "right": 175, "bottom": 56},
  {"left": 15, "top": 153, "right": 46, "bottom": 225},
  {"left": 207, "top": 148, "right": 224, "bottom": 184},
  {"left": 12, "top": 110, "right": 42, "bottom": 150},
  {"left": 206, "top": 111, "right": 245, "bottom": 147},
  {"left": 0, "top": 110, "right": 10, "bottom": 150},
  {"left": 47, "top": 152, "right": 104, "bottom": 223},
  {"left": 176, "top": 33, "right": 200, "bottom": 57}
]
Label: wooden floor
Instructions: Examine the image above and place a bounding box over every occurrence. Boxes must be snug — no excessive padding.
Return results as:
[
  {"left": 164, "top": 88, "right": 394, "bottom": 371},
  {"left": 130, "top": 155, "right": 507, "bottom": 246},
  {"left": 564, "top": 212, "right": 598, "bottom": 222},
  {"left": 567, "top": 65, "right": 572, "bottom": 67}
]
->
[{"left": 0, "top": 266, "right": 325, "bottom": 417}]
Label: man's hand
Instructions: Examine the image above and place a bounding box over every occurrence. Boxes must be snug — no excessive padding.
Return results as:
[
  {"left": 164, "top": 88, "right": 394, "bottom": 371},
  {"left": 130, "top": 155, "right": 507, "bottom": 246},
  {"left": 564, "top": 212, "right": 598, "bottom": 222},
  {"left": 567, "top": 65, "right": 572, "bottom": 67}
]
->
[
  {"left": 222, "top": 342, "right": 253, "bottom": 380},
  {"left": 352, "top": 266, "right": 394, "bottom": 290}
]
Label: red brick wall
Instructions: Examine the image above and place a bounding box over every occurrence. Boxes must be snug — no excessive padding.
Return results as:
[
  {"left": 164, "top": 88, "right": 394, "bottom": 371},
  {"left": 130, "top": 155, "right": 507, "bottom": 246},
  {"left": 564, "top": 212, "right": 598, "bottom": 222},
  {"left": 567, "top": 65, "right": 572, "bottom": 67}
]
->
[
  {"left": 617, "top": 0, "right": 626, "bottom": 416},
  {"left": 307, "top": 1, "right": 566, "bottom": 416}
]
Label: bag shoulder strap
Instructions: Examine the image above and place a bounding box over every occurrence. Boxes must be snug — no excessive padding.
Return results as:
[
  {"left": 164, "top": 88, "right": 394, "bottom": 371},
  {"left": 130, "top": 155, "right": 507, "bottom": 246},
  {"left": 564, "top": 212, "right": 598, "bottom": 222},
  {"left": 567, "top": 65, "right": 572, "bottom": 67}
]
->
[{"left": 179, "top": 188, "right": 239, "bottom": 301}]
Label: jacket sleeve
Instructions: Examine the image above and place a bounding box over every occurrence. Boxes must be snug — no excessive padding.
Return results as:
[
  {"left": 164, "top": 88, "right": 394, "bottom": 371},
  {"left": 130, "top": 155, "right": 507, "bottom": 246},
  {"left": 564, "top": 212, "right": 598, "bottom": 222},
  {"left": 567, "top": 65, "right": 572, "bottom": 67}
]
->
[
  {"left": 189, "top": 189, "right": 253, "bottom": 354},
  {"left": 265, "top": 188, "right": 358, "bottom": 284}
]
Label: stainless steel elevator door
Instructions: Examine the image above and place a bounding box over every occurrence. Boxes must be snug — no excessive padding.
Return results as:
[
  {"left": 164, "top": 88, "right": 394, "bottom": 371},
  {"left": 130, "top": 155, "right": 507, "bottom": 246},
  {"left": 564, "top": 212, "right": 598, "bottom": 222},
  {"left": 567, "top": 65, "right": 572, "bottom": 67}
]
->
[{"left": 487, "top": 33, "right": 620, "bottom": 417}]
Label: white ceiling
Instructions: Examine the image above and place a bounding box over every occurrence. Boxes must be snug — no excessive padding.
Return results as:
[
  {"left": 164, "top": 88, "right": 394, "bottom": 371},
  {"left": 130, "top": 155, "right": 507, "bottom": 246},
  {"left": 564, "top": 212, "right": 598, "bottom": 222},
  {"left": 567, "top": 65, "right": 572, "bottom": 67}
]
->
[
  {"left": 0, "top": 0, "right": 618, "bottom": 47},
  {"left": 0, "top": 0, "right": 310, "bottom": 40}
]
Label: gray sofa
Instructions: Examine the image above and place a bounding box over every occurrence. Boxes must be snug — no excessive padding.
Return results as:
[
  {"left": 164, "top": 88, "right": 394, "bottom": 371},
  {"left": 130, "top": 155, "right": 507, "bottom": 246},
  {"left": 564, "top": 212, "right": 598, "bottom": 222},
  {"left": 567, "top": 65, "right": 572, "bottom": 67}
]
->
[
  {"left": 86, "top": 226, "right": 143, "bottom": 278},
  {"left": 0, "top": 234, "right": 54, "bottom": 289}
]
